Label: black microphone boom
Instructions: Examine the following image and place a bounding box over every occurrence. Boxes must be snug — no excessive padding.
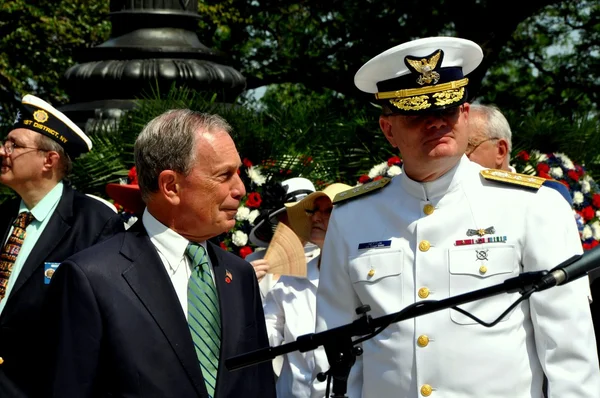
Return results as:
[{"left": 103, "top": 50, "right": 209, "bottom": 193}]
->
[{"left": 536, "top": 245, "right": 600, "bottom": 292}]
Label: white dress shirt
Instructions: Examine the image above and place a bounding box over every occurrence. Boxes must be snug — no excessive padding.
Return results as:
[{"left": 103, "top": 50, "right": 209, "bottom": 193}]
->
[
  {"left": 142, "top": 209, "right": 213, "bottom": 319},
  {"left": 311, "top": 156, "right": 600, "bottom": 398},
  {"left": 264, "top": 256, "right": 321, "bottom": 398}
]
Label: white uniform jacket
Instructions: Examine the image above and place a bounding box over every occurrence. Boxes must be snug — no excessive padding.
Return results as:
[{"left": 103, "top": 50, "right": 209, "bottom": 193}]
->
[
  {"left": 264, "top": 256, "right": 321, "bottom": 398},
  {"left": 311, "top": 156, "right": 600, "bottom": 398}
]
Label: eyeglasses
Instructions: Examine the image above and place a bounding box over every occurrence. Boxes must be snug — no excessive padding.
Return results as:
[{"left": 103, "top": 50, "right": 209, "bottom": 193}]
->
[
  {"left": 465, "top": 138, "right": 498, "bottom": 156},
  {"left": 1, "top": 139, "right": 46, "bottom": 155}
]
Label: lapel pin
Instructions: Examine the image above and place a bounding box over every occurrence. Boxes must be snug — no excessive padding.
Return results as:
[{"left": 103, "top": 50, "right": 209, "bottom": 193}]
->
[{"left": 225, "top": 269, "right": 232, "bottom": 284}]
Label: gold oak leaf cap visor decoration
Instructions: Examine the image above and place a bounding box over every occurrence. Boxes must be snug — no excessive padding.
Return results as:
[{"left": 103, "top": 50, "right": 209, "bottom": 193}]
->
[
  {"left": 354, "top": 37, "right": 484, "bottom": 115},
  {"left": 12, "top": 94, "right": 92, "bottom": 158}
]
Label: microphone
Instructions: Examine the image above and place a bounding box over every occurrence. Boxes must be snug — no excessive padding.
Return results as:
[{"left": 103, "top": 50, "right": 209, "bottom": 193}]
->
[{"left": 536, "top": 245, "right": 600, "bottom": 291}]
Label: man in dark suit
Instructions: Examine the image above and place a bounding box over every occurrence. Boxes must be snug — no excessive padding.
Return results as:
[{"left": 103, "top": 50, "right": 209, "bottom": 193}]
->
[
  {"left": 0, "top": 95, "right": 124, "bottom": 397},
  {"left": 43, "top": 109, "right": 276, "bottom": 397}
]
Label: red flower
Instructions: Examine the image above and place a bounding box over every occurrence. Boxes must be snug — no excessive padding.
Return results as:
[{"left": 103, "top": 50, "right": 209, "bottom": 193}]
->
[
  {"left": 239, "top": 246, "right": 253, "bottom": 259},
  {"left": 593, "top": 194, "right": 600, "bottom": 209},
  {"left": 576, "top": 165, "right": 585, "bottom": 177},
  {"left": 245, "top": 192, "right": 262, "bottom": 208},
  {"left": 536, "top": 163, "right": 550, "bottom": 174},
  {"left": 358, "top": 174, "right": 370, "bottom": 184},
  {"left": 373, "top": 176, "right": 383, "bottom": 181},
  {"left": 583, "top": 243, "right": 591, "bottom": 251},
  {"left": 568, "top": 170, "right": 580, "bottom": 182},
  {"left": 516, "top": 151, "right": 530, "bottom": 161},
  {"left": 538, "top": 171, "right": 551, "bottom": 180},
  {"left": 243, "top": 158, "right": 253, "bottom": 167},
  {"left": 387, "top": 156, "right": 401, "bottom": 167},
  {"left": 592, "top": 240, "right": 600, "bottom": 249},
  {"left": 128, "top": 166, "right": 138, "bottom": 185},
  {"left": 582, "top": 206, "right": 595, "bottom": 222},
  {"left": 220, "top": 242, "right": 228, "bottom": 251}
]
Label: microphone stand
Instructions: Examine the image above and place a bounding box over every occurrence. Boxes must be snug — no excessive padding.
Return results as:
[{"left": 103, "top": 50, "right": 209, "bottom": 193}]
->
[{"left": 226, "top": 270, "right": 550, "bottom": 397}]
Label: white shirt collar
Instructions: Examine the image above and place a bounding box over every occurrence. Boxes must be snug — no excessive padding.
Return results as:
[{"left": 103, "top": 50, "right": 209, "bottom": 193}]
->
[
  {"left": 142, "top": 209, "right": 206, "bottom": 273},
  {"left": 399, "top": 155, "right": 470, "bottom": 201}
]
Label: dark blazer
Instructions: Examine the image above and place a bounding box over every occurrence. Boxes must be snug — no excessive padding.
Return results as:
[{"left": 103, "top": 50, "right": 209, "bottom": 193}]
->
[
  {"left": 42, "top": 222, "right": 276, "bottom": 398},
  {"left": 0, "top": 184, "right": 125, "bottom": 398}
]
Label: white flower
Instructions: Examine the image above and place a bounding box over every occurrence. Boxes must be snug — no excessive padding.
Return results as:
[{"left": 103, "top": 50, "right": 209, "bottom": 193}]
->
[
  {"left": 247, "top": 166, "right": 266, "bottom": 186},
  {"left": 387, "top": 165, "right": 402, "bottom": 177},
  {"left": 235, "top": 206, "right": 250, "bottom": 221},
  {"left": 582, "top": 225, "right": 593, "bottom": 240},
  {"left": 591, "top": 221, "right": 600, "bottom": 241},
  {"left": 573, "top": 191, "right": 584, "bottom": 205},
  {"left": 523, "top": 164, "right": 535, "bottom": 175},
  {"left": 584, "top": 174, "right": 593, "bottom": 182},
  {"left": 581, "top": 180, "right": 591, "bottom": 194},
  {"left": 531, "top": 150, "right": 547, "bottom": 162},
  {"left": 555, "top": 153, "right": 575, "bottom": 170},
  {"left": 597, "top": 210, "right": 600, "bottom": 219},
  {"left": 368, "top": 162, "right": 388, "bottom": 179},
  {"left": 247, "top": 209, "right": 260, "bottom": 225},
  {"left": 549, "top": 167, "right": 563, "bottom": 178},
  {"left": 231, "top": 230, "right": 248, "bottom": 247}
]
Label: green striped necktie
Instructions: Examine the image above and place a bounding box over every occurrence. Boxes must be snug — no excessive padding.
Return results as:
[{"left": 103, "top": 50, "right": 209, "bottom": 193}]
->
[{"left": 186, "top": 243, "right": 221, "bottom": 397}]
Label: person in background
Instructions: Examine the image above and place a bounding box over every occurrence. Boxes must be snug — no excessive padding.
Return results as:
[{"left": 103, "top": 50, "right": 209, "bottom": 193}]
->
[
  {"left": 311, "top": 37, "right": 599, "bottom": 398},
  {"left": 466, "top": 103, "right": 573, "bottom": 205},
  {"left": 263, "top": 183, "right": 351, "bottom": 398},
  {"left": 0, "top": 94, "right": 124, "bottom": 397},
  {"left": 247, "top": 177, "right": 318, "bottom": 300},
  {"left": 42, "top": 109, "right": 276, "bottom": 398}
]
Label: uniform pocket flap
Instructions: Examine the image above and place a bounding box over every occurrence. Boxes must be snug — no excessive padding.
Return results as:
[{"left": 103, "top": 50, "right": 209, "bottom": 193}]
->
[
  {"left": 449, "top": 246, "right": 516, "bottom": 277},
  {"left": 348, "top": 250, "right": 403, "bottom": 283}
]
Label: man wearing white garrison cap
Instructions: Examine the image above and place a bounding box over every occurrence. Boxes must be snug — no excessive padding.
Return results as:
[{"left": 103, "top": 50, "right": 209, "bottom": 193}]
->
[
  {"left": 0, "top": 95, "right": 124, "bottom": 397},
  {"left": 311, "top": 37, "right": 600, "bottom": 398}
]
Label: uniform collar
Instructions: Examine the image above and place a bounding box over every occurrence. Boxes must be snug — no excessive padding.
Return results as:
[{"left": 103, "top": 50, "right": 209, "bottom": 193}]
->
[
  {"left": 399, "top": 155, "right": 470, "bottom": 201},
  {"left": 19, "top": 181, "right": 63, "bottom": 222}
]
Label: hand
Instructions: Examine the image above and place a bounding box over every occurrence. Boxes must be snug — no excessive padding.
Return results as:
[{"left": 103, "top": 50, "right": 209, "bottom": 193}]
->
[{"left": 251, "top": 259, "right": 270, "bottom": 282}]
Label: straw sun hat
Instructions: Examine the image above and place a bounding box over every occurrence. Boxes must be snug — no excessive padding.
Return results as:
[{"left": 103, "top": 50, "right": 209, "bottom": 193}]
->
[{"left": 285, "top": 183, "right": 352, "bottom": 243}]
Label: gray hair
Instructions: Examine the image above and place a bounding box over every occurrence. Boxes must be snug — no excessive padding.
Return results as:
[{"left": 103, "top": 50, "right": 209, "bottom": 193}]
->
[
  {"left": 35, "top": 134, "right": 72, "bottom": 179},
  {"left": 470, "top": 104, "right": 512, "bottom": 152},
  {"left": 134, "top": 109, "right": 233, "bottom": 201}
]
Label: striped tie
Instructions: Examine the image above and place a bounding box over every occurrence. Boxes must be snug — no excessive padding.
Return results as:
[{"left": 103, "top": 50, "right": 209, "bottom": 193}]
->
[
  {"left": 186, "top": 243, "right": 221, "bottom": 397},
  {"left": 0, "top": 212, "right": 35, "bottom": 301}
]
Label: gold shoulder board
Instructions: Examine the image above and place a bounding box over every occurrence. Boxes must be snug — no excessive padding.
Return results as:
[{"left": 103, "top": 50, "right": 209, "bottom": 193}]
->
[
  {"left": 480, "top": 169, "right": 545, "bottom": 190},
  {"left": 333, "top": 177, "right": 391, "bottom": 205}
]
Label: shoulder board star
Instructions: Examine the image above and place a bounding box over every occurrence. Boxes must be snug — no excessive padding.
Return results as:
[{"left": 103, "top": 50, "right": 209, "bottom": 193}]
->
[
  {"left": 480, "top": 169, "right": 545, "bottom": 190},
  {"left": 333, "top": 178, "right": 391, "bottom": 205}
]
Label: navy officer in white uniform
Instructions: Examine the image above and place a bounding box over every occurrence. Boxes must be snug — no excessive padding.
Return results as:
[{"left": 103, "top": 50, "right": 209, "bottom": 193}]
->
[{"left": 310, "top": 37, "right": 600, "bottom": 398}]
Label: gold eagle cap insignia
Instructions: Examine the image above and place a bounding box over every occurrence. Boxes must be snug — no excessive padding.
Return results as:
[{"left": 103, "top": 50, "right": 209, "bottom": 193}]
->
[{"left": 405, "top": 50, "right": 442, "bottom": 86}]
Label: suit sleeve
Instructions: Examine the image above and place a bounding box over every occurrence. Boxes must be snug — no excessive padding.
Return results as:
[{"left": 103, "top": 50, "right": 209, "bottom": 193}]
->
[
  {"left": 310, "top": 209, "right": 363, "bottom": 398},
  {"left": 42, "top": 260, "right": 103, "bottom": 398},
  {"left": 523, "top": 187, "right": 600, "bottom": 397}
]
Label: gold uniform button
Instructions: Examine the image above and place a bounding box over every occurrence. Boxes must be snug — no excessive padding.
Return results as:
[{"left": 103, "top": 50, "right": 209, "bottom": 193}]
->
[
  {"left": 0, "top": 357, "right": 4, "bottom": 365},
  {"left": 417, "top": 335, "right": 429, "bottom": 347},
  {"left": 421, "top": 384, "right": 433, "bottom": 396},
  {"left": 479, "top": 265, "right": 488, "bottom": 274},
  {"left": 418, "top": 240, "right": 431, "bottom": 252},
  {"left": 423, "top": 204, "right": 435, "bottom": 215},
  {"left": 418, "top": 287, "right": 430, "bottom": 299},
  {"left": 368, "top": 269, "right": 375, "bottom": 277}
]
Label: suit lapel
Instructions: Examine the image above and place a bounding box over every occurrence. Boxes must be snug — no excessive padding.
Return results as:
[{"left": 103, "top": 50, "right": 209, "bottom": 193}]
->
[
  {"left": 121, "top": 226, "right": 207, "bottom": 397},
  {"left": 8, "top": 186, "right": 73, "bottom": 300}
]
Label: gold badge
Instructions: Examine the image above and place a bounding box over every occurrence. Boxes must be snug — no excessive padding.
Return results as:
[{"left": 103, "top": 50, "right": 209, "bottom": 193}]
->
[
  {"left": 405, "top": 50, "right": 442, "bottom": 86},
  {"left": 33, "top": 109, "right": 49, "bottom": 123},
  {"left": 44, "top": 268, "right": 55, "bottom": 279}
]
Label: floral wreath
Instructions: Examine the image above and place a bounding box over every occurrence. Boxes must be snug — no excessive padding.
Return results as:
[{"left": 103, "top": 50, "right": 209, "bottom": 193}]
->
[
  {"left": 512, "top": 150, "right": 600, "bottom": 250},
  {"left": 359, "top": 152, "right": 600, "bottom": 250}
]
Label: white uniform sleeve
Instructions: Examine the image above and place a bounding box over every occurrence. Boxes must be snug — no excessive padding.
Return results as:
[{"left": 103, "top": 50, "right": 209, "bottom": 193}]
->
[
  {"left": 523, "top": 187, "right": 600, "bottom": 397},
  {"left": 263, "top": 283, "right": 285, "bottom": 347},
  {"left": 310, "top": 210, "right": 364, "bottom": 398}
]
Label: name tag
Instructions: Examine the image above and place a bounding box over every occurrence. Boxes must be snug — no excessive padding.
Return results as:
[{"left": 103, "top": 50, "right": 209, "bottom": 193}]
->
[
  {"left": 358, "top": 240, "right": 392, "bottom": 250},
  {"left": 44, "top": 262, "right": 60, "bottom": 284}
]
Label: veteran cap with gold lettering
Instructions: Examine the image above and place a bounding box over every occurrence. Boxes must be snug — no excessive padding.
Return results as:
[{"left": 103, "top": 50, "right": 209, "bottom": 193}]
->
[
  {"left": 355, "top": 37, "right": 483, "bottom": 115},
  {"left": 12, "top": 94, "right": 92, "bottom": 157}
]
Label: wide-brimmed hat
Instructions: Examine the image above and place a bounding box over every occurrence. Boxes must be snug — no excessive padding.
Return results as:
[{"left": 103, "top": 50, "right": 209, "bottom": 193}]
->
[
  {"left": 249, "top": 177, "right": 316, "bottom": 247},
  {"left": 105, "top": 166, "right": 145, "bottom": 215},
  {"left": 285, "top": 183, "right": 352, "bottom": 243}
]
